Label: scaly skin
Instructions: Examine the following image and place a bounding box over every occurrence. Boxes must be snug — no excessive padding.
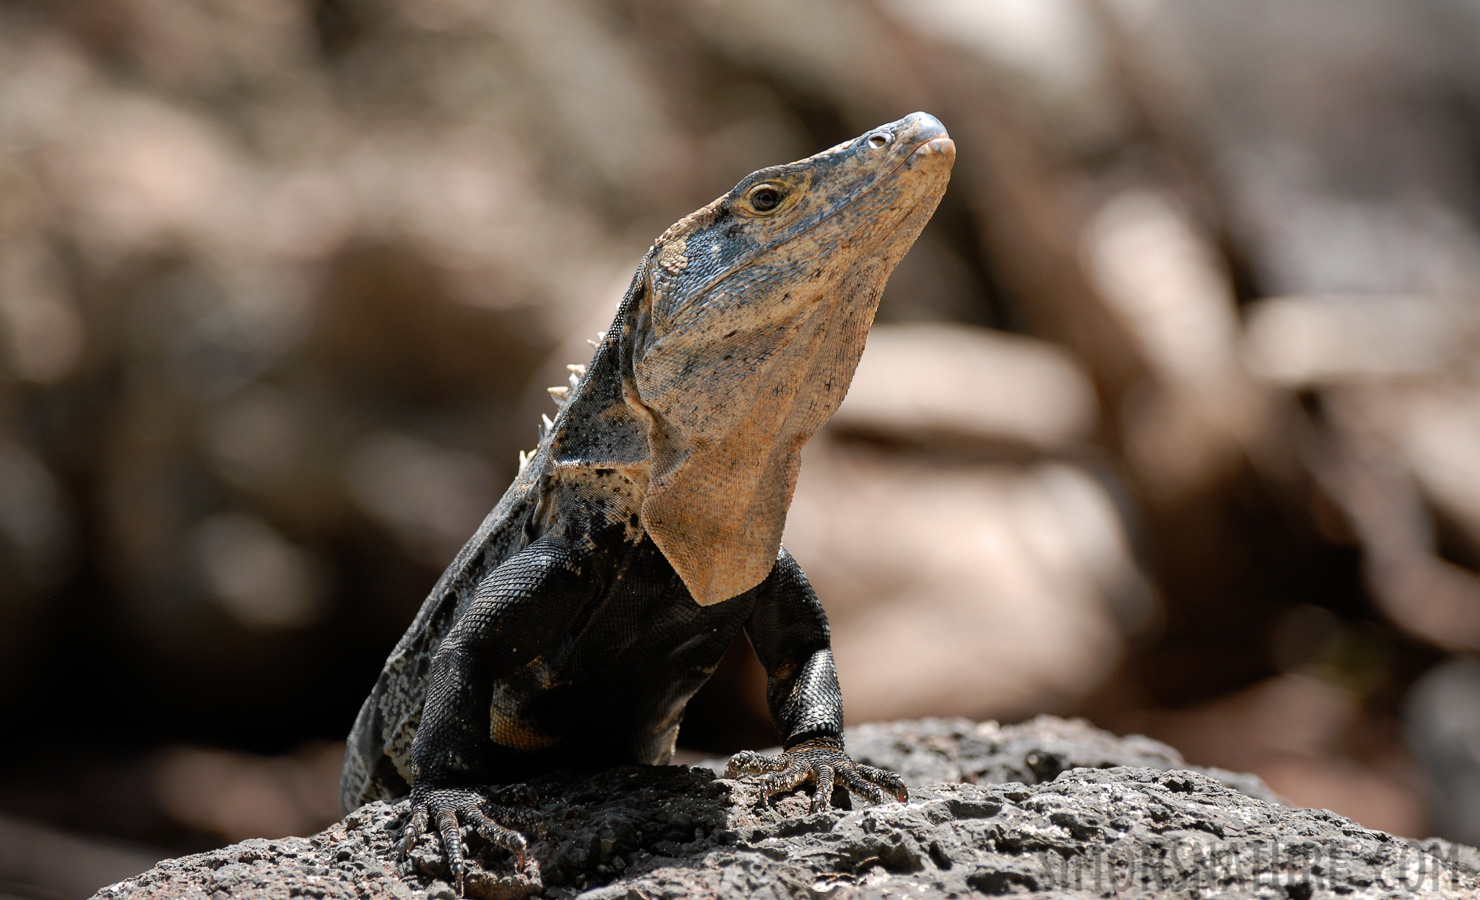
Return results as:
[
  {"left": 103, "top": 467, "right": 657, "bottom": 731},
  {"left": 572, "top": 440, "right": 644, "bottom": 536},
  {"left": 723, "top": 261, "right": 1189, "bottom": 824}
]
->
[{"left": 340, "top": 112, "right": 955, "bottom": 890}]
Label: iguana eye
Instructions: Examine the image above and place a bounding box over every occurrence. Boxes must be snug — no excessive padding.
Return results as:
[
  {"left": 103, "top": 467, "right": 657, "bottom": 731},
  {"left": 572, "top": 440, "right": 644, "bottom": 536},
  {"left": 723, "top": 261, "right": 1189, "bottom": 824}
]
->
[{"left": 746, "top": 184, "right": 784, "bottom": 213}]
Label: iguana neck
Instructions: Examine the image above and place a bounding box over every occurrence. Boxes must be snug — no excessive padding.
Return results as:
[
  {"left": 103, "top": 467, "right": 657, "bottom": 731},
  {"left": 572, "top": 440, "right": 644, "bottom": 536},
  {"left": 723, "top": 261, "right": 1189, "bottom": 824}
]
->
[{"left": 527, "top": 265, "right": 654, "bottom": 535}]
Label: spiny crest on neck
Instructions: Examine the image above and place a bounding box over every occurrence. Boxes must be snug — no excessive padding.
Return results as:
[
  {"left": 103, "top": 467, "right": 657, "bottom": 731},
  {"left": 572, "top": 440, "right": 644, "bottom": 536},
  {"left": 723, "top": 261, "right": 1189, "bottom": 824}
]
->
[
  {"left": 515, "top": 199, "right": 720, "bottom": 475},
  {"left": 515, "top": 331, "right": 605, "bottom": 474}
]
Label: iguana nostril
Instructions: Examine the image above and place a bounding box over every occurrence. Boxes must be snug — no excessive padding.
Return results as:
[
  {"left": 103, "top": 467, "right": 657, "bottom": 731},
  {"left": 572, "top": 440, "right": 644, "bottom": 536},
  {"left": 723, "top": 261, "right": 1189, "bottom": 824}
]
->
[{"left": 867, "top": 132, "right": 891, "bottom": 148}]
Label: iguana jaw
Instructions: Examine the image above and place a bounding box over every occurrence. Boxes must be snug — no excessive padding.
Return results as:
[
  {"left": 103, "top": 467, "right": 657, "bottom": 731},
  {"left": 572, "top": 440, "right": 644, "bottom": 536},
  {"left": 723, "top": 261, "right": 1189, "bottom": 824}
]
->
[{"left": 627, "top": 112, "right": 955, "bottom": 606}]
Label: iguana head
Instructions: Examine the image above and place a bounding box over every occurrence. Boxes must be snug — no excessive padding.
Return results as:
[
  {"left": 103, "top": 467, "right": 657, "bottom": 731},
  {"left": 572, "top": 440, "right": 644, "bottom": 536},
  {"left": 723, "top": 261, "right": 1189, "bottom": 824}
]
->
[{"left": 624, "top": 111, "right": 955, "bottom": 605}]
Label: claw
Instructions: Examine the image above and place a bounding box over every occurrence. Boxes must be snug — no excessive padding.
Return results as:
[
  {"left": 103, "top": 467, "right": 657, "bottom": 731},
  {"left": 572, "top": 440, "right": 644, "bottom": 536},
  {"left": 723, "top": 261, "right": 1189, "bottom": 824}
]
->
[
  {"left": 759, "top": 775, "right": 777, "bottom": 807},
  {"left": 403, "top": 804, "right": 429, "bottom": 856},
  {"left": 403, "top": 786, "right": 541, "bottom": 888},
  {"left": 726, "top": 739, "right": 907, "bottom": 812},
  {"left": 811, "top": 765, "right": 835, "bottom": 813},
  {"left": 436, "top": 807, "right": 465, "bottom": 889}
]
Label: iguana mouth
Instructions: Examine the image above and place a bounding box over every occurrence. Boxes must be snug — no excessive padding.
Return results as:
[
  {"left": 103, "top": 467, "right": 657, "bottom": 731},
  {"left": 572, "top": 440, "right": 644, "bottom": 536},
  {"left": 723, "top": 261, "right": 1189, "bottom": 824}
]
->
[{"left": 915, "top": 135, "right": 955, "bottom": 159}]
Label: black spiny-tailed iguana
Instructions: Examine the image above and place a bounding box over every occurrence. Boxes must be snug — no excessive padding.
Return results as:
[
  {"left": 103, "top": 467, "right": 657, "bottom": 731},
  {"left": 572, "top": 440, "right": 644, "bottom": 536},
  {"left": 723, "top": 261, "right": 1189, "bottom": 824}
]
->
[{"left": 340, "top": 112, "right": 955, "bottom": 887}]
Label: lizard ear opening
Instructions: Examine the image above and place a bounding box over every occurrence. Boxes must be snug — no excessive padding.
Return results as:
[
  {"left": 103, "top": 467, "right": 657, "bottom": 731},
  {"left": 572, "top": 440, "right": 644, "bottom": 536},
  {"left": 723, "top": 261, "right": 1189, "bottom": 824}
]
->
[{"left": 638, "top": 417, "right": 796, "bottom": 606}]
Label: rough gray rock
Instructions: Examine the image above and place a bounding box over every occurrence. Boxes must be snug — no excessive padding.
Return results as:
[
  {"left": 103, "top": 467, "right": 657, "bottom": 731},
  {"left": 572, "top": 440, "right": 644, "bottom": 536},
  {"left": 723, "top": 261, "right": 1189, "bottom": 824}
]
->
[
  {"left": 95, "top": 718, "right": 1480, "bottom": 899},
  {"left": 802, "top": 716, "right": 1285, "bottom": 805}
]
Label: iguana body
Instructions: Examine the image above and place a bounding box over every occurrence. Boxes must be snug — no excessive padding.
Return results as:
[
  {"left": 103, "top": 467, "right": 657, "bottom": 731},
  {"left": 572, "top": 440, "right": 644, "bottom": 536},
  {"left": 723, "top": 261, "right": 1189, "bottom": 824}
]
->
[{"left": 341, "top": 112, "right": 955, "bottom": 883}]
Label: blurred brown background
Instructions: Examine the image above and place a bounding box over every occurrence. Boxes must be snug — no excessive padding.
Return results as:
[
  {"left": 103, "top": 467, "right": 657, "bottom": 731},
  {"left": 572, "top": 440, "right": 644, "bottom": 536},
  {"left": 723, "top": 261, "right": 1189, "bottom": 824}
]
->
[{"left": 3, "top": 0, "right": 1480, "bottom": 895}]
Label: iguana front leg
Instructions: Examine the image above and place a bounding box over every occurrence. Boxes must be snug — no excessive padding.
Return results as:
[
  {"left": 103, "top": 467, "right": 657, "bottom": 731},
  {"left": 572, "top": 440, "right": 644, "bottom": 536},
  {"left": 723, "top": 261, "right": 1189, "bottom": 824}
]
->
[
  {"left": 402, "top": 535, "right": 594, "bottom": 889},
  {"left": 728, "top": 549, "right": 908, "bottom": 810}
]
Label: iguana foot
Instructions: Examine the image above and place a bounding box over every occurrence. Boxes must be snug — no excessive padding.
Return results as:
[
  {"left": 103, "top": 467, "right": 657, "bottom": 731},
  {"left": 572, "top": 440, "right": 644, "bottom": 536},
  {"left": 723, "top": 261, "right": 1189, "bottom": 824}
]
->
[
  {"left": 726, "top": 737, "right": 909, "bottom": 812},
  {"left": 402, "top": 786, "right": 540, "bottom": 894}
]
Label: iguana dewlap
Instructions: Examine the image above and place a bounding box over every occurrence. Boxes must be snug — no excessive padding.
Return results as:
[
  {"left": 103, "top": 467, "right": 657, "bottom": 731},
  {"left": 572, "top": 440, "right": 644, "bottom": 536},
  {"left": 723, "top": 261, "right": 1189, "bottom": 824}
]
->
[{"left": 340, "top": 112, "right": 954, "bottom": 887}]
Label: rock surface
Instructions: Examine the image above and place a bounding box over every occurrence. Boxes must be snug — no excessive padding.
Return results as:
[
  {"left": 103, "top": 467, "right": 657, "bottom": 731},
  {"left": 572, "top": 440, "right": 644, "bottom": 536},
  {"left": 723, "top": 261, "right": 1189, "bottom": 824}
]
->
[{"left": 95, "top": 718, "right": 1480, "bottom": 899}]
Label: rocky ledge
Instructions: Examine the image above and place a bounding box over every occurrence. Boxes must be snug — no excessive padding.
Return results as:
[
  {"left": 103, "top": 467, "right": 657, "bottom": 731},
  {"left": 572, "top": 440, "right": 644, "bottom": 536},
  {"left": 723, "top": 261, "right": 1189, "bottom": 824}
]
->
[{"left": 95, "top": 717, "right": 1479, "bottom": 899}]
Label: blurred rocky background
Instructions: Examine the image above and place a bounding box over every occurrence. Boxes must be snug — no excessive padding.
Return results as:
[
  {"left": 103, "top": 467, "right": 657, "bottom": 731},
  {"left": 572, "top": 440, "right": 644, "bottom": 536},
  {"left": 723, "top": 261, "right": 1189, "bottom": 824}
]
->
[{"left": 3, "top": 0, "right": 1480, "bottom": 895}]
